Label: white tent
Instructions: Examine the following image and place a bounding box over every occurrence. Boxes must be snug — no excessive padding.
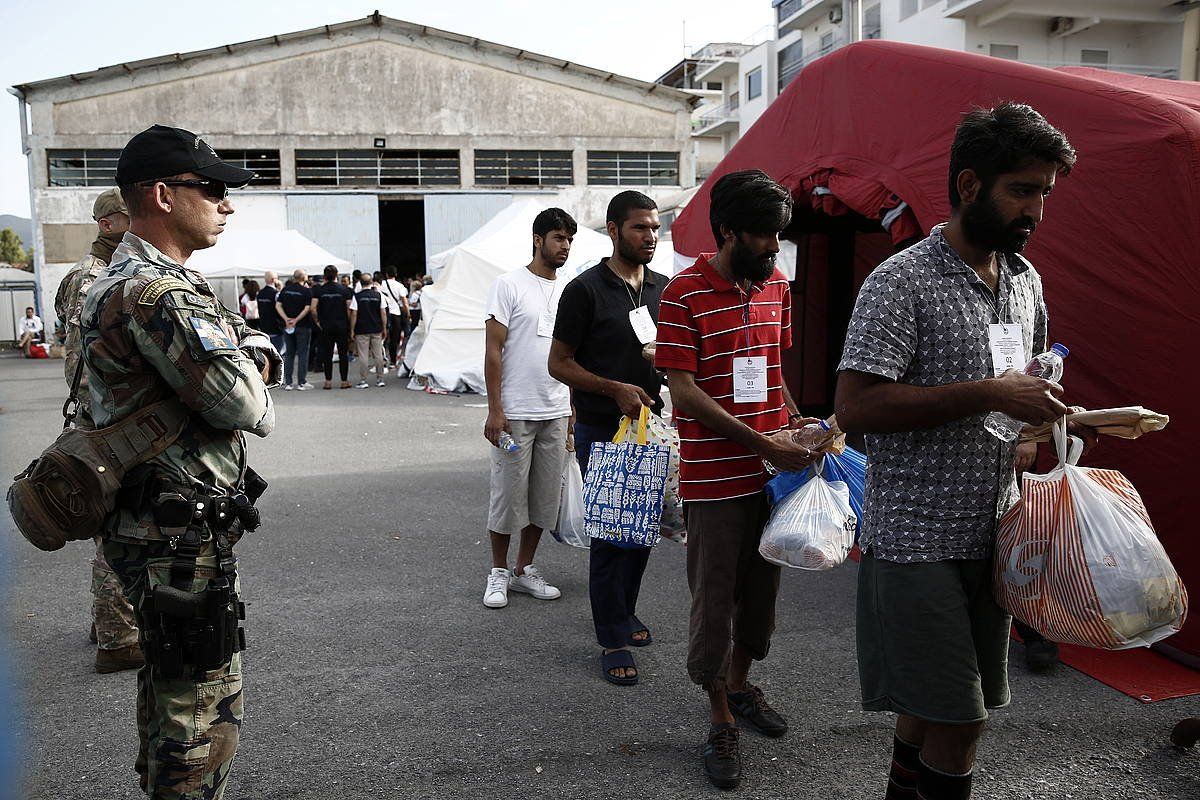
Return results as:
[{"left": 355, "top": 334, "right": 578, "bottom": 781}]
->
[
  {"left": 409, "top": 198, "right": 672, "bottom": 394},
  {"left": 186, "top": 229, "right": 351, "bottom": 278}
]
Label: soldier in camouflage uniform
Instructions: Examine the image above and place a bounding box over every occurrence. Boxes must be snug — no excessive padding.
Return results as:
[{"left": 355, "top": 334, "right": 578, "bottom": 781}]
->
[
  {"left": 80, "top": 125, "right": 281, "bottom": 800},
  {"left": 54, "top": 187, "right": 144, "bottom": 674}
]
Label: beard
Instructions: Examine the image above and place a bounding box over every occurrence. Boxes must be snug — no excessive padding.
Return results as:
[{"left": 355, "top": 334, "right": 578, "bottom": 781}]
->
[
  {"left": 729, "top": 236, "right": 777, "bottom": 283},
  {"left": 616, "top": 235, "right": 654, "bottom": 266},
  {"left": 962, "top": 192, "right": 1037, "bottom": 253},
  {"left": 539, "top": 243, "right": 567, "bottom": 269}
]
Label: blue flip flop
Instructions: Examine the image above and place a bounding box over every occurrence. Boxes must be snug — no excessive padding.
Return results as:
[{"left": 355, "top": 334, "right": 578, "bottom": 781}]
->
[
  {"left": 628, "top": 616, "right": 652, "bottom": 647},
  {"left": 601, "top": 649, "right": 639, "bottom": 686}
]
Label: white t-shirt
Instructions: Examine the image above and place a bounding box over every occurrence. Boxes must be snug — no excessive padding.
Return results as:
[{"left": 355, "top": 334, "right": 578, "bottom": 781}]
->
[
  {"left": 19, "top": 315, "right": 42, "bottom": 335},
  {"left": 408, "top": 288, "right": 422, "bottom": 310},
  {"left": 485, "top": 267, "right": 570, "bottom": 420},
  {"left": 380, "top": 278, "right": 407, "bottom": 316}
]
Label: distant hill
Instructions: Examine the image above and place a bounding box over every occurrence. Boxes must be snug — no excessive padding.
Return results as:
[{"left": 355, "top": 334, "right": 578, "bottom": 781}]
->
[{"left": 0, "top": 215, "right": 33, "bottom": 249}]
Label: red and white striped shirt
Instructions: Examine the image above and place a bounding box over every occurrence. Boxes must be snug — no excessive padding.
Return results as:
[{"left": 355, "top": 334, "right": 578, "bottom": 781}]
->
[{"left": 655, "top": 254, "right": 792, "bottom": 502}]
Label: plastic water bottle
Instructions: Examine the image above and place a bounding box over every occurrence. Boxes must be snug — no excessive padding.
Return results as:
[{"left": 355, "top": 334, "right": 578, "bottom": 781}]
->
[
  {"left": 984, "top": 342, "right": 1069, "bottom": 442},
  {"left": 496, "top": 431, "right": 519, "bottom": 453}
]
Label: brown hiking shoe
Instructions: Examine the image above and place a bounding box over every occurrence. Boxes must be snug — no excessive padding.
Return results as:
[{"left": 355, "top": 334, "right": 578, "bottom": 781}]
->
[
  {"left": 323, "top": 380, "right": 332, "bottom": 390},
  {"left": 95, "top": 644, "right": 145, "bottom": 674},
  {"left": 340, "top": 381, "right": 352, "bottom": 389}
]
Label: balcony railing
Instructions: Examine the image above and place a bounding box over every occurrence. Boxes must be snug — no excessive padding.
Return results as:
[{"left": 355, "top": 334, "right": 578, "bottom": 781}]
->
[
  {"left": 693, "top": 101, "right": 740, "bottom": 132},
  {"left": 778, "top": 32, "right": 848, "bottom": 91},
  {"left": 1027, "top": 60, "right": 1178, "bottom": 80},
  {"left": 776, "top": 0, "right": 806, "bottom": 24}
]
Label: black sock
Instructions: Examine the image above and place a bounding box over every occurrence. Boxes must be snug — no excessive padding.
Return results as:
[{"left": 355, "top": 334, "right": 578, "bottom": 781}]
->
[
  {"left": 885, "top": 736, "right": 921, "bottom": 799},
  {"left": 916, "top": 757, "right": 972, "bottom": 800}
]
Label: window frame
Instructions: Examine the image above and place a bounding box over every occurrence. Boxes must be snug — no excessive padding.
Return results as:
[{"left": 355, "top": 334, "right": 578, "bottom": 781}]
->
[
  {"left": 215, "top": 149, "right": 282, "bottom": 187},
  {"left": 473, "top": 149, "right": 573, "bottom": 187},
  {"left": 746, "top": 67, "right": 763, "bottom": 101},
  {"left": 294, "top": 149, "right": 460, "bottom": 187},
  {"left": 586, "top": 151, "right": 680, "bottom": 187},
  {"left": 46, "top": 149, "right": 121, "bottom": 187}
]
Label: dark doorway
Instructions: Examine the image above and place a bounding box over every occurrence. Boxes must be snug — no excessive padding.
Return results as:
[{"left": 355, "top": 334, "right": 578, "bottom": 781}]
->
[
  {"left": 379, "top": 199, "right": 426, "bottom": 279},
  {"left": 781, "top": 207, "right": 913, "bottom": 418}
]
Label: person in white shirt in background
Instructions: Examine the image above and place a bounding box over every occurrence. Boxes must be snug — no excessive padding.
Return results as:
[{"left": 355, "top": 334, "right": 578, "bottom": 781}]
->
[
  {"left": 379, "top": 265, "right": 409, "bottom": 374},
  {"left": 17, "top": 307, "right": 44, "bottom": 356},
  {"left": 480, "top": 208, "right": 577, "bottom": 609}
]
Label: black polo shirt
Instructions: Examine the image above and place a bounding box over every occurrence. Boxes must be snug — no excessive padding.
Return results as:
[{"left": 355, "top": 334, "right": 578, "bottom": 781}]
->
[
  {"left": 553, "top": 259, "right": 666, "bottom": 426},
  {"left": 316, "top": 283, "right": 352, "bottom": 328},
  {"left": 278, "top": 282, "right": 313, "bottom": 328},
  {"left": 256, "top": 285, "right": 280, "bottom": 334}
]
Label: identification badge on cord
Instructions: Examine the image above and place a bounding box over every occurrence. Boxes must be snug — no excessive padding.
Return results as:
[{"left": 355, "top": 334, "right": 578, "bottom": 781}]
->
[
  {"left": 628, "top": 306, "right": 657, "bottom": 345},
  {"left": 733, "top": 356, "right": 768, "bottom": 403},
  {"left": 987, "top": 323, "right": 1026, "bottom": 377},
  {"left": 537, "top": 307, "right": 556, "bottom": 338}
]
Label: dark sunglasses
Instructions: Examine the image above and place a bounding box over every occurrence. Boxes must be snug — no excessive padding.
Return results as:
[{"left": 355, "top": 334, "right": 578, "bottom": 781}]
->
[{"left": 139, "top": 178, "right": 229, "bottom": 202}]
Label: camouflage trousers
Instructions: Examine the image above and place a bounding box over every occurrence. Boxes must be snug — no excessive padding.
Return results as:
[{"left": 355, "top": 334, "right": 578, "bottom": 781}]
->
[
  {"left": 92, "top": 537, "right": 140, "bottom": 650},
  {"left": 103, "top": 538, "right": 244, "bottom": 800}
]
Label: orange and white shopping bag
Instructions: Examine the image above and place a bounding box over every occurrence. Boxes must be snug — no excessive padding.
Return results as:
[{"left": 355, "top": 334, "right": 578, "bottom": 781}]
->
[{"left": 994, "top": 419, "right": 1187, "bottom": 650}]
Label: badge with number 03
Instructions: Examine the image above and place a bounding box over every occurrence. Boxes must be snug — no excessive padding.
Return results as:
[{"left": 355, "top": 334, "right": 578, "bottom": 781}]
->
[{"left": 733, "top": 356, "right": 768, "bottom": 403}]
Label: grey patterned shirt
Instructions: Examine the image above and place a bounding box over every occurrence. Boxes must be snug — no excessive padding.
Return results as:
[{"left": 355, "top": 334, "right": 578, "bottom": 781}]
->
[{"left": 839, "top": 227, "right": 1048, "bottom": 563}]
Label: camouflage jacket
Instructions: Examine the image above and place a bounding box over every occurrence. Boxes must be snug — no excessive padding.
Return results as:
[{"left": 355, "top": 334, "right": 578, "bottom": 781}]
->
[
  {"left": 81, "top": 231, "right": 280, "bottom": 543},
  {"left": 54, "top": 252, "right": 108, "bottom": 422}
]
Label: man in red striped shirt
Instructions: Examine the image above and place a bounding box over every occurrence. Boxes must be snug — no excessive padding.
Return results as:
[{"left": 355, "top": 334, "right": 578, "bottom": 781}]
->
[{"left": 656, "top": 170, "right": 820, "bottom": 790}]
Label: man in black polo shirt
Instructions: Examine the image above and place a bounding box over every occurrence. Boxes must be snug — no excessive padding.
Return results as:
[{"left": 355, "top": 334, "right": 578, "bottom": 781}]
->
[
  {"left": 550, "top": 191, "right": 665, "bottom": 686},
  {"left": 312, "top": 264, "right": 354, "bottom": 389},
  {"left": 350, "top": 272, "right": 387, "bottom": 388},
  {"left": 257, "top": 272, "right": 283, "bottom": 354},
  {"left": 276, "top": 269, "right": 314, "bottom": 390}
]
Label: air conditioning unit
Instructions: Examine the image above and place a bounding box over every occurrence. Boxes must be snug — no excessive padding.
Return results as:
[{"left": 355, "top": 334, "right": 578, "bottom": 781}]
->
[
  {"left": 1050, "top": 16, "right": 1074, "bottom": 36},
  {"left": 829, "top": 4, "right": 844, "bottom": 24}
]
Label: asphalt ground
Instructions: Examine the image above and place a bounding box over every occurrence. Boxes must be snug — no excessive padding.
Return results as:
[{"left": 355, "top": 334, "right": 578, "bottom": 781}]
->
[{"left": 1, "top": 354, "right": 1196, "bottom": 799}]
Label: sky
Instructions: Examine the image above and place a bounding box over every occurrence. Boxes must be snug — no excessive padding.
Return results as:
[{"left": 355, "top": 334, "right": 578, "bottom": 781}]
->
[{"left": 0, "top": 0, "right": 775, "bottom": 220}]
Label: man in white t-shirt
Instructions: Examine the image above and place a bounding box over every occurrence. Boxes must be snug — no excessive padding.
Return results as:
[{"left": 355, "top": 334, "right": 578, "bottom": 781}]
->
[{"left": 481, "top": 208, "right": 577, "bottom": 609}]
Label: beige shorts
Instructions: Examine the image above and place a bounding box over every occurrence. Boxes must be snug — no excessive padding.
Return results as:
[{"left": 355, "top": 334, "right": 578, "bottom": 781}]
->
[{"left": 487, "top": 417, "right": 570, "bottom": 535}]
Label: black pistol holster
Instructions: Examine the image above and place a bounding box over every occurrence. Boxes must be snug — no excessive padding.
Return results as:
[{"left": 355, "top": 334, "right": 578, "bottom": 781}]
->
[{"left": 136, "top": 470, "right": 267, "bottom": 680}]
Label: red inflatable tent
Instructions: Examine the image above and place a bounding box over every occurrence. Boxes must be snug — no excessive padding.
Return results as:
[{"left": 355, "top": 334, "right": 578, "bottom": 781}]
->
[{"left": 671, "top": 40, "right": 1200, "bottom": 665}]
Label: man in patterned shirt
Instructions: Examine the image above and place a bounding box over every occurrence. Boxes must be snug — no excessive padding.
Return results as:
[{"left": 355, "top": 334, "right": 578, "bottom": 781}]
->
[{"left": 836, "top": 103, "right": 1092, "bottom": 800}]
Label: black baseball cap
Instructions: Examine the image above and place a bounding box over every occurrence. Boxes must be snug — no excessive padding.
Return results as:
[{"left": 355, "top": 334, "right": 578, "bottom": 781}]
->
[{"left": 115, "top": 124, "right": 256, "bottom": 187}]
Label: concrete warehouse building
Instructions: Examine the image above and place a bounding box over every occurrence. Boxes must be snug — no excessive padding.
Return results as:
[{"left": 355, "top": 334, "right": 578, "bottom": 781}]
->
[{"left": 9, "top": 11, "right": 698, "bottom": 313}]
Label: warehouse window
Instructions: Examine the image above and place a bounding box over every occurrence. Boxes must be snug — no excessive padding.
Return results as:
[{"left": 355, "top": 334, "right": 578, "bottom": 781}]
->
[
  {"left": 587, "top": 151, "right": 680, "bottom": 186},
  {"left": 47, "top": 149, "right": 121, "bottom": 187},
  {"left": 295, "top": 149, "right": 460, "bottom": 186},
  {"left": 216, "top": 150, "right": 281, "bottom": 186},
  {"left": 899, "top": 0, "right": 919, "bottom": 19},
  {"left": 474, "top": 150, "right": 573, "bottom": 186},
  {"left": 1081, "top": 49, "right": 1109, "bottom": 66}
]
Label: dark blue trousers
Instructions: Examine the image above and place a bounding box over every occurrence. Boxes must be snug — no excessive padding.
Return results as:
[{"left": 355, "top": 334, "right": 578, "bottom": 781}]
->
[{"left": 575, "top": 419, "right": 652, "bottom": 649}]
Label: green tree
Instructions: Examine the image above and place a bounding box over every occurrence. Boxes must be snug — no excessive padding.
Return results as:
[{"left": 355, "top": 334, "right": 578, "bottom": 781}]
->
[{"left": 0, "top": 228, "right": 26, "bottom": 265}]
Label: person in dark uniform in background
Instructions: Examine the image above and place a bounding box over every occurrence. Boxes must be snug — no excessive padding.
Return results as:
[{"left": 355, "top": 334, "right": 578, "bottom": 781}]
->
[{"left": 312, "top": 264, "right": 353, "bottom": 389}]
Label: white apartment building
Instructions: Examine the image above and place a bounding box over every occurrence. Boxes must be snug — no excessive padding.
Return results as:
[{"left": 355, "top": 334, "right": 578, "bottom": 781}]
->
[{"left": 694, "top": 0, "right": 1200, "bottom": 155}]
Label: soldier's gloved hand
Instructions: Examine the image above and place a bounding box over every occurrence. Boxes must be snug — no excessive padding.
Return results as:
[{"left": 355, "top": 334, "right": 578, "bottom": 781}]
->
[{"left": 239, "top": 332, "right": 283, "bottom": 388}]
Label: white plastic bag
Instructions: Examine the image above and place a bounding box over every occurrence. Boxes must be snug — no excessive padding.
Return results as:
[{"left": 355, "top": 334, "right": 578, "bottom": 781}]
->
[
  {"left": 552, "top": 457, "right": 589, "bottom": 549},
  {"left": 759, "top": 463, "right": 856, "bottom": 570},
  {"left": 995, "top": 419, "right": 1187, "bottom": 649}
]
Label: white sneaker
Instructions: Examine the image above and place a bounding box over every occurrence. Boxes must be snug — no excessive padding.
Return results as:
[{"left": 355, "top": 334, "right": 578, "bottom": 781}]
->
[
  {"left": 282, "top": 384, "right": 294, "bottom": 391},
  {"left": 376, "top": 380, "right": 386, "bottom": 387},
  {"left": 296, "top": 382, "right": 314, "bottom": 391},
  {"left": 483, "top": 568, "right": 511, "bottom": 608},
  {"left": 355, "top": 381, "right": 369, "bottom": 389},
  {"left": 509, "top": 564, "right": 561, "bottom": 600},
  {"left": 369, "top": 366, "right": 376, "bottom": 374}
]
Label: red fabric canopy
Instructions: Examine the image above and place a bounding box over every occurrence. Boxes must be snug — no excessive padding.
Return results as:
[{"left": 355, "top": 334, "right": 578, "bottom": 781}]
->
[{"left": 672, "top": 41, "right": 1200, "bottom": 662}]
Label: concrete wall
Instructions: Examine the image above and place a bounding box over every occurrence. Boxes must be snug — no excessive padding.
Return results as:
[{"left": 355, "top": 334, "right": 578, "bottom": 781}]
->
[
  {"left": 738, "top": 41, "right": 778, "bottom": 135},
  {"left": 963, "top": 18, "right": 1183, "bottom": 70}
]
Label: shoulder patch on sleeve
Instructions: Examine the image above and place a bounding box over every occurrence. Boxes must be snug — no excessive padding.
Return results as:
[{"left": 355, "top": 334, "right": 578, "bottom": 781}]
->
[
  {"left": 137, "top": 277, "right": 192, "bottom": 306},
  {"left": 188, "top": 317, "right": 238, "bottom": 352}
]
